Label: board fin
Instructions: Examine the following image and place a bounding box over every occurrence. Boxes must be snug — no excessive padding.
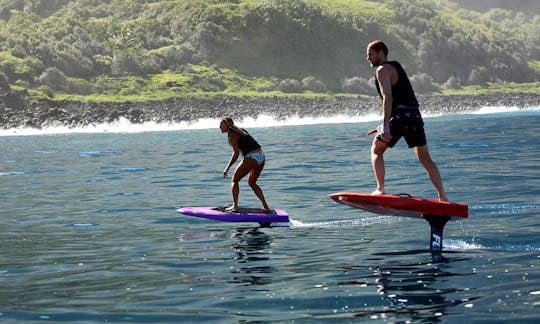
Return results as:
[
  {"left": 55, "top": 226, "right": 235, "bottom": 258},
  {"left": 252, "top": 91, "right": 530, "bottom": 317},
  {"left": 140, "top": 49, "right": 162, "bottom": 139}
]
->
[{"left": 423, "top": 214, "right": 450, "bottom": 263}]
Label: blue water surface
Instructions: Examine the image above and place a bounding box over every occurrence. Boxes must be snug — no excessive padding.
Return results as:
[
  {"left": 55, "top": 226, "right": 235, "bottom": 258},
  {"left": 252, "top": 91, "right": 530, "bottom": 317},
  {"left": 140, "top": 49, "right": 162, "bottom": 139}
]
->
[{"left": 1, "top": 108, "right": 539, "bottom": 322}]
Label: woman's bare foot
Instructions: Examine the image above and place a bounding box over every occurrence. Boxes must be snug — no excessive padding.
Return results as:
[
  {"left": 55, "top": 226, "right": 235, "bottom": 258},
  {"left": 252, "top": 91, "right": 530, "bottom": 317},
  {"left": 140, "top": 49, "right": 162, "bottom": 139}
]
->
[{"left": 226, "top": 206, "right": 239, "bottom": 212}]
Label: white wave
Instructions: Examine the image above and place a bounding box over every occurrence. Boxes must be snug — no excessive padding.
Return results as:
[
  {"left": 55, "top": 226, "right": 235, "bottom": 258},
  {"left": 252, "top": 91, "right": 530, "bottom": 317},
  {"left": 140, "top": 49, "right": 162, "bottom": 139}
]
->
[
  {"left": 443, "top": 239, "right": 540, "bottom": 252},
  {"left": 443, "top": 239, "right": 485, "bottom": 251},
  {"left": 1, "top": 106, "right": 538, "bottom": 136},
  {"left": 0, "top": 114, "right": 380, "bottom": 136},
  {"left": 237, "top": 113, "right": 380, "bottom": 128},
  {"left": 0, "top": 117, "right": 219, "bottom": 136},
  {"left": 470, "top": 106, "right": 521, "bottom": 115}
]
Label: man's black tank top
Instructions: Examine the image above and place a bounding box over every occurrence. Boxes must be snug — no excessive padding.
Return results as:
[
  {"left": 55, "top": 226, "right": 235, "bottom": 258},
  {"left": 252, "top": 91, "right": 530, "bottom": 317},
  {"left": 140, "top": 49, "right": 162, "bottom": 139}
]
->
[
  {"left": 229, "top": 128, "right": 261, "bottom": 156},
  {"left": 375, "top": 61, "right": 419, "bottom": 114}
]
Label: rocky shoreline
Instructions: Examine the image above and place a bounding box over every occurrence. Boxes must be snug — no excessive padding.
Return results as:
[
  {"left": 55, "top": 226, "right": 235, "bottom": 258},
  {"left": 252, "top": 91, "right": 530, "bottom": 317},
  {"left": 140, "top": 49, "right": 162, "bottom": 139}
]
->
[{"left": 0, "top": 90, "right": 539, "bottom": 129}]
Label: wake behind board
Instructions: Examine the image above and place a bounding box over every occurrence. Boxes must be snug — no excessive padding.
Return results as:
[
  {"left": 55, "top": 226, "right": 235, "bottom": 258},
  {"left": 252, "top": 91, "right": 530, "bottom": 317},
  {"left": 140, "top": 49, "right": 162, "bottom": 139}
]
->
[
  {"left": 177, "top": 206, "right": 289, "bottom": 227},
  {"left": 329, "top": 192, "right": 468, "bottom": 220}
]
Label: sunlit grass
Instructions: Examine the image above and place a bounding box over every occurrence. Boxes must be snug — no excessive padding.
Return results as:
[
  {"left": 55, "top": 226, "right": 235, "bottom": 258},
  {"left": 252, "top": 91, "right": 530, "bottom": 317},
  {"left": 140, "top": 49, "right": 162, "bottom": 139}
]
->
[
  {"left": 315, "top": 0, "right": 391, "bottom": 16},
  {"left": 48, "top": 78, "right": 539, "bottom": 103},
  {"left": 529, "top": 61, "right": 540, "bottom": 74},
  {"left": 440, "top": 81, "right": 540, "bottom": 95}
]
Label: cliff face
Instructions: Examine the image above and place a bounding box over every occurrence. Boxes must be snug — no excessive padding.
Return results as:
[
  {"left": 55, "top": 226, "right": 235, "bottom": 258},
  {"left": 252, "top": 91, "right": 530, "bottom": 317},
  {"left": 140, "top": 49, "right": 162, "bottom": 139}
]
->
[{"left": 1, "top": 90, "right": 539, "bottom": 130}]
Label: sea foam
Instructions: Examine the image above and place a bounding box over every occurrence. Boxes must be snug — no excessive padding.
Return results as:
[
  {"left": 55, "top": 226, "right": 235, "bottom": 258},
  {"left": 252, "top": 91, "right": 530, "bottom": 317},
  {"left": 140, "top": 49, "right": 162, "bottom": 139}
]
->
[
  {"left": 0, "top": 114, "right": 379, "bottom": 136},
  {"left": 1, "top": 106, "right": 536, "bottom": 136}
]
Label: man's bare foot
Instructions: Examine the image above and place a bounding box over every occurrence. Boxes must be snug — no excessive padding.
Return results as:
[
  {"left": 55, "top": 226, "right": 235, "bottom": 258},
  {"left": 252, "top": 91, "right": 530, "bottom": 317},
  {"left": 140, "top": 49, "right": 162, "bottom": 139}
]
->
[
  {"left": 438, "top": 194, "right": 449, "bottom": 202},
  {"left": 371, "top": 189, "right": 384, "bottom": 195}
]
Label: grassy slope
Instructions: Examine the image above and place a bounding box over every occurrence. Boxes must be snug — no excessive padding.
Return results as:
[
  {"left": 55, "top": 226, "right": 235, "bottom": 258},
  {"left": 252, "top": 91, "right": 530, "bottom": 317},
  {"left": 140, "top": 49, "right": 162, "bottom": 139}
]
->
[
  {"left": 38, "top": 70, "right": 540, "bottom": 103},
  {"left": 18, "top": 0, "right": 538, "bottom": 102}
]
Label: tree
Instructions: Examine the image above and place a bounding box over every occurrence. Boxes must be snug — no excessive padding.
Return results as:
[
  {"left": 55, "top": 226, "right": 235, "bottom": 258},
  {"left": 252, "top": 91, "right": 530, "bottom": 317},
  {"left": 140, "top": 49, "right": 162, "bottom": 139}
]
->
[{"left": 108, "top": 26, "right": 140, "bottom": 75}]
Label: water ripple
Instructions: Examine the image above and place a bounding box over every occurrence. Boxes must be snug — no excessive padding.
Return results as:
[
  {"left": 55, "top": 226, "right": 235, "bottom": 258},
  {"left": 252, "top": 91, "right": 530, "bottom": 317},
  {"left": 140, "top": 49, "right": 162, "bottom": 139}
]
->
[{"left": 1, "top": 110, "right": 539, "bottom": 322}]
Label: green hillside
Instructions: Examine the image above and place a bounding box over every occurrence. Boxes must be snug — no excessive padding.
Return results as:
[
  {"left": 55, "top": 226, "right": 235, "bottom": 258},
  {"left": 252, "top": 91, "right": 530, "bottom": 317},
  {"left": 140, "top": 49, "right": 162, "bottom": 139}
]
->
[{"left": 0, "top": 0, "right": 538, "bottom": 100}]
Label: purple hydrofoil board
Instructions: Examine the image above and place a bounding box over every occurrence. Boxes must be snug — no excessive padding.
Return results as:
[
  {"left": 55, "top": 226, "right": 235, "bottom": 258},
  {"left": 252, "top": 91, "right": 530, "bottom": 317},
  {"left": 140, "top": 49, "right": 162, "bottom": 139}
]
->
[{"left": 177, "top": 206, "right": 289, "bottom": 227}]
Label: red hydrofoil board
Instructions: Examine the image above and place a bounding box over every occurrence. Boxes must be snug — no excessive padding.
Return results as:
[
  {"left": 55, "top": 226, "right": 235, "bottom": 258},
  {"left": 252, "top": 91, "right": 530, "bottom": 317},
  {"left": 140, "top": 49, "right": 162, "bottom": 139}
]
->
[
  {"left": 329, "top": 192, "right": 468, "bottom": 220},
  {"left": 177, "top": 206, "right": 289, "bottom": 226}
]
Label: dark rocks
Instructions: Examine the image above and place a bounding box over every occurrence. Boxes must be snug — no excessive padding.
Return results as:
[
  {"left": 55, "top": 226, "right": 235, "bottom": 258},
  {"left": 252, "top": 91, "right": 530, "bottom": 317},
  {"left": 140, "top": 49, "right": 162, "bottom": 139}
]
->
[
  {"left": 1, "top": 90, "right": 26, "bottom": 108},
  {"left": 0, "top": 91, "right": 539, "bottom": 129}
]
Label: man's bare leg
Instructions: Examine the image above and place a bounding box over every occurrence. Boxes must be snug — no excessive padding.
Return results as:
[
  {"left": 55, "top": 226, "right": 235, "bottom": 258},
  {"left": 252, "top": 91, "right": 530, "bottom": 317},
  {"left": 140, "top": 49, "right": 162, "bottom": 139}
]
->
[
  {"left": 371, "top": 138, "right": 387, "bottom": 195},
  {"left": 414, "top": 145, "right": 448, "bottom": 201}
]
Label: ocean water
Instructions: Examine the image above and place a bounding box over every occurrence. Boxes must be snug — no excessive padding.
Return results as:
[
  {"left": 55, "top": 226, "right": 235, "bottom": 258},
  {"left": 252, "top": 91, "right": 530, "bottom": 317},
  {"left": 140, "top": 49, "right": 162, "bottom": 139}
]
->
[{"left": 1, "top": 107, "right": 539, "bottom": 323}]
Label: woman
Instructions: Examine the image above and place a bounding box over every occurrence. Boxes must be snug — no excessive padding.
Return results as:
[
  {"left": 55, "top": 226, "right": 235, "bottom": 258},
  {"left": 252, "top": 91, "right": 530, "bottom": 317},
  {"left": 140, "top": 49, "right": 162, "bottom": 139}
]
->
[{"left": 219, "top": 117, "right": 271, "bottom": 212}]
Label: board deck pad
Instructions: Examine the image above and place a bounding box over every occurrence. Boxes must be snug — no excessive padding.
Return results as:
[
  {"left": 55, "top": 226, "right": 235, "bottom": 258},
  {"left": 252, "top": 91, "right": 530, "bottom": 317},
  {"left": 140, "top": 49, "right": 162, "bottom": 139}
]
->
[
  {"left": 177, "top": 206, "right": 289, "bottom": 224},
  {"left": 330, "top": 192, "right": 468, "bottom": 219}
]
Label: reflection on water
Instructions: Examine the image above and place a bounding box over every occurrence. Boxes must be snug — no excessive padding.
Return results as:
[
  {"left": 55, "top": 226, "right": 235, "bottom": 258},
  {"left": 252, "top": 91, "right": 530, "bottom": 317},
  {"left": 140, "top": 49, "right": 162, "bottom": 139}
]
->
[
  {"left": 340, "top": 261, "right": 480, "bottom": 321},
  {"left": 230, "top": 228, "right": 275, "bottom": 286}
]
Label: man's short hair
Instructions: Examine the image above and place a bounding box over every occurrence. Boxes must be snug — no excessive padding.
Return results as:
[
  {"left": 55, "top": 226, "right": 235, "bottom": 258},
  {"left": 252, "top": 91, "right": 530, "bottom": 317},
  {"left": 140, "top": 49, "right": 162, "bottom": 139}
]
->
[{"left": 368, "top": 40, "right": 388, "bottom": 56}]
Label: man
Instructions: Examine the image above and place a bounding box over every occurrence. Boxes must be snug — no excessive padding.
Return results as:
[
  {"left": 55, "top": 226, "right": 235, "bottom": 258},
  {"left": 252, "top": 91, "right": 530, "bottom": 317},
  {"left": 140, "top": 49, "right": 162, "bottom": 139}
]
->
[{"left": 366, "top": 40, "right": 448, "bottom": 201}]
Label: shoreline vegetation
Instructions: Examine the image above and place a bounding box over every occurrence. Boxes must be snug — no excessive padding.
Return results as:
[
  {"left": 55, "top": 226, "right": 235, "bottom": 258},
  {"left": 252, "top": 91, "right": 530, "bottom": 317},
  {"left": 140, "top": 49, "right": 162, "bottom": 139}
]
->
[
  {"left": 1, "top": 1, "right": 539, "bottom": 130},
  {"left": 1, "top": 85, "right": 539, "bottom": 130}
]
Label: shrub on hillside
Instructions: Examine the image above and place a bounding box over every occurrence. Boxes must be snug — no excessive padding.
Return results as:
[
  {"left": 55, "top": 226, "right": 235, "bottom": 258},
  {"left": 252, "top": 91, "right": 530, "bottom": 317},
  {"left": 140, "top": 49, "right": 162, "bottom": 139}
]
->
[
  {"left": 468, "top": 67, "right": 489, "bottom": 85},
  {"left": 278, "top": 79, "right": 302, "bottom": 93},
  {"left": 38, "top": 67, "right": 67, "bottom": 91},
  {"left": 341, "top": 77, "right": 372, "bottom": 94},
  {"left": 410, "top": 73, "right": 439, "bottom": 94},
  {"left": 0, "top": 72, "right": 10, "bottom": 90},
  {"left": 444, "top": 76, "right": 462, "bottom": 90},
  {"left": 0, "top": 51, "right": 35, "bottom": 82},
  {"left": 301, "top": 76, "right": 327, "bottom": 93},
  {"left": 65, "top": 78, "right": 94, "bottom": 95}
]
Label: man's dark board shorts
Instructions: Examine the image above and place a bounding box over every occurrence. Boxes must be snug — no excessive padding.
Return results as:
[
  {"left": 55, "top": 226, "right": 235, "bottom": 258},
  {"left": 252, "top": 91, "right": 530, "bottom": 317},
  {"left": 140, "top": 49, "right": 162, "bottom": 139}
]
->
[{"left": 377, "top": 107, "right": 427, "bottom": 148}]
